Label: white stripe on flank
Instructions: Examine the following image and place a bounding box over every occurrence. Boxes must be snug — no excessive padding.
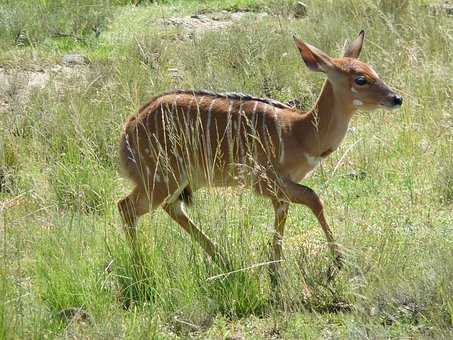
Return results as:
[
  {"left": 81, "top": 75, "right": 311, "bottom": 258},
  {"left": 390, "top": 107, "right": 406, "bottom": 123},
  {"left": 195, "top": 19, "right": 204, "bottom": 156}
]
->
[
  {"left": 187, "top": 98, "right": 194, "bottom": 113},
  {"left": 238, "top": 101, "right": 245, "bottom": 163},
  {"left": 194, "top": 96, "right": 205, "bottom": 113},
  {"left": 262, "top": 106, "right": 267, "bottom": 133},
  {"left": 251, "top": 101, "right": 259, "bottom": 129},
  {"left": 272, "top": 106, "right": 284, "bottom": 164},
  {"left": 238, "top": 101, "right": 244, "bottom": 115},
  {"left": 252, "top": 101, "right": 259, "bottom": 113},
  {"left": 173, "top": 94, "right": 179, "bottom": 112},
  {"left": 227, "top": 100, "right": 234, "bottom": 114},
  {"left": 176, "top": 155, "right": 184, "bottom": 166},
  {"left": 206, "top": 99, "right": 217, "bottom": 163},
  {"left": 249, "top": 101, "right": 260, "bottom": 159},
  {"left": 262, "top": 104, "right": 269, "bottom": 152},
  {"left": 207, "top": 99, "right": 217, "bottom": 132},
  {"left": 226, "top": 100, "right": 234, "bottom": 161}
]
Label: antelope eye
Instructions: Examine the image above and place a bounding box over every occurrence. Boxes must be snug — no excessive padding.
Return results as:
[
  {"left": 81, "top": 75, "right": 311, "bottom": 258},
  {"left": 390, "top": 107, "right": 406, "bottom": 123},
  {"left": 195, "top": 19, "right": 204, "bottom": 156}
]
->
[{"left": 354, "top": 76, "right": 367, "bottom": 86}]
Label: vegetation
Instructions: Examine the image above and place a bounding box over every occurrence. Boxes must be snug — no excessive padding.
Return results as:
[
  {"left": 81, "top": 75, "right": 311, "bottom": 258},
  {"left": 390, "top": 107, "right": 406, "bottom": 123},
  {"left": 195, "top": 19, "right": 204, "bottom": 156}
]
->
[{"left": 1, "top": 0, "right": 452, "bottom": 338}]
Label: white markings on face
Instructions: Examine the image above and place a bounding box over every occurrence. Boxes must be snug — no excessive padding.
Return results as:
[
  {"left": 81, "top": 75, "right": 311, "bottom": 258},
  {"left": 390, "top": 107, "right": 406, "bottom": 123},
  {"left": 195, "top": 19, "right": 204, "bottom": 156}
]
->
[
  {"left": 305, "top": 154, "right": 322, "bottom": 168},
  {"left": 368, "top": 66, "right": 379, "bottom": 79},
  {"left": 353, "top": 99, "right": 363, "bottom": 107},
  {"left": 351, "top": 87, "right": 359, "bottom": 95}
]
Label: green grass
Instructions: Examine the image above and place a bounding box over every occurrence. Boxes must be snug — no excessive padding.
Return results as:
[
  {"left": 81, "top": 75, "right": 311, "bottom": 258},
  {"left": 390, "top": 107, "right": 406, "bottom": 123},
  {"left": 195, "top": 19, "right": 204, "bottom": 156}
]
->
[{"left": 1, "top": 0, "right": 452, "bottom": 338}]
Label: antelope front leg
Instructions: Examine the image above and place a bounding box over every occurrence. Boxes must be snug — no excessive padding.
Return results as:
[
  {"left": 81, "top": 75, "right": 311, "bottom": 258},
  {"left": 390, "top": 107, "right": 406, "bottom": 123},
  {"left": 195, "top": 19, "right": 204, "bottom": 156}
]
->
[
  {"left": 280, "top": 179, "right": 343, "bottom": 270},
  {"left": 269, "top": 200, "right": 289, "bottom": 288}
]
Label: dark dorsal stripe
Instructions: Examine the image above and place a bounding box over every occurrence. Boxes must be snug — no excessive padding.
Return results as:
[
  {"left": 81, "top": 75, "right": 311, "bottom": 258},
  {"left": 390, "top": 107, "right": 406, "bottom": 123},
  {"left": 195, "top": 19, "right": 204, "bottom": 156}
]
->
[{"left": 168, "top": 89, "right": 293, "bottom": 110}]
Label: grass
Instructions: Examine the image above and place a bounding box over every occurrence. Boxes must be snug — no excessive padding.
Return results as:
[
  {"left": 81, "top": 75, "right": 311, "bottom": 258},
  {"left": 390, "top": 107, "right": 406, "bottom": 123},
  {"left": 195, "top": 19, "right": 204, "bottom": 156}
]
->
[{"left": 1, "top": 0, "right": 452, "bottom": 338}]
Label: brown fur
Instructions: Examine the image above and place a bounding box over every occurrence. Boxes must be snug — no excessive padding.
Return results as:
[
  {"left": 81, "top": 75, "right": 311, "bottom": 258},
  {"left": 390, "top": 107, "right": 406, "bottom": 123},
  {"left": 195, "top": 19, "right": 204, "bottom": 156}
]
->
[{"left": 117, "top": 31, "right": 402, "bottom": 281}]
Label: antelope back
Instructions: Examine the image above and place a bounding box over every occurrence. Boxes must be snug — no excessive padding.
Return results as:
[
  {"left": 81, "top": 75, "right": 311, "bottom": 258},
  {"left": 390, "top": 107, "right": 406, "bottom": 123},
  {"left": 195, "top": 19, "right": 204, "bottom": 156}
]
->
[{"left": 119, "top": 90, "right": 294, "bottom": 189}]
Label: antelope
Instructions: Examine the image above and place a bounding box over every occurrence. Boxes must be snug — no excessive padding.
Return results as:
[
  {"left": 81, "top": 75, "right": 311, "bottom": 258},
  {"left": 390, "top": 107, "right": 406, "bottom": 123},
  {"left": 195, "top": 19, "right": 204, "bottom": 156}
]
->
[{"left": 117, "top": 31, "right": 402, "bottom": 281}]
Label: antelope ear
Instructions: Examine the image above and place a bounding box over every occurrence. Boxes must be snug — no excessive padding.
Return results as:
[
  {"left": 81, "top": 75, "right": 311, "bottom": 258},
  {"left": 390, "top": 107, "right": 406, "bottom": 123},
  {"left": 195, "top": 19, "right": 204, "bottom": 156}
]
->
[
  {"left": 343, "top": 30, "right": 365, "bottom": 58},
  {"left": 293, "top": 36, "right": 334, "bottom": 73}
]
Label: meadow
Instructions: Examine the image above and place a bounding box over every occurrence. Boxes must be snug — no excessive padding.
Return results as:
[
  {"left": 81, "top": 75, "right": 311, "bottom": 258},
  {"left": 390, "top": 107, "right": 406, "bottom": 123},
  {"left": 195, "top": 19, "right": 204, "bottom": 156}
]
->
[{"left": 0, "top": 0, "right": 452, "bottom": 338}]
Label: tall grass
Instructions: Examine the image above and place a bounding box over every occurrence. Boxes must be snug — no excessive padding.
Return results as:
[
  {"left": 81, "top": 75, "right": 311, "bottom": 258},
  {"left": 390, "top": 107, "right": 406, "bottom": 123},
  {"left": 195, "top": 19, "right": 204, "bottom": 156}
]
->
[{"left": 1, "top": 0, "right": 452, "bottom": 338}]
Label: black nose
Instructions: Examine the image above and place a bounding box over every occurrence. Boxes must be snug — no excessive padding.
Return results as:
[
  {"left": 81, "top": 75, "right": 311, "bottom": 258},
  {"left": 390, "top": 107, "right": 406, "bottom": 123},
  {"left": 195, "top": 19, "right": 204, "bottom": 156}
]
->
[{"left": 392, "top": 95, "right": 403, "bottom": 106}]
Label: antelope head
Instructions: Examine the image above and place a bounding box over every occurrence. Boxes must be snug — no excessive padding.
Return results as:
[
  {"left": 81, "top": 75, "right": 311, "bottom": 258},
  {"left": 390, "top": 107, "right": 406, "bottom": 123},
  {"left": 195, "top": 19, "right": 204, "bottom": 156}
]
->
[{"left": 294, "top": 31, "right": 403, "bottom": 112}]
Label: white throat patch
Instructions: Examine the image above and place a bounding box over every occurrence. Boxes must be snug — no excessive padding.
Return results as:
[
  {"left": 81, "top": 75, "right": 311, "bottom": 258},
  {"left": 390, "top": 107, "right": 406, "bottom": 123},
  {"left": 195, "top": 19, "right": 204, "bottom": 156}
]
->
[
  {"left": 305, "top": 154, "right": 322, "bottom": 168},
  {"left": 353, "top": 99, "right": 363, "bottom": 107}
]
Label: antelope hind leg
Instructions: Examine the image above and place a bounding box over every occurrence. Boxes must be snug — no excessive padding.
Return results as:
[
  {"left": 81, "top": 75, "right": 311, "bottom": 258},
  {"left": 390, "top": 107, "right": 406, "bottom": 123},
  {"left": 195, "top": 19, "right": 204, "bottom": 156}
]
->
[
  {"left": 163, "top": 199, "right": 232, "bottom": 271},
  {"left": 117, "top": 186, "right": 151, "bottom": 244},
  {"left": 268, "top": 199, "right": 289, "bottom": 289}
]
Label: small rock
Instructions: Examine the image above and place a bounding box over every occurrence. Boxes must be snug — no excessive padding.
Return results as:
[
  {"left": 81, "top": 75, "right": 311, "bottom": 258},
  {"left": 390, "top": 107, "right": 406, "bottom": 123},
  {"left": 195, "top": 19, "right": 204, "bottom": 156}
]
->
[
  {"left": 28, "top": 72, "right": 49, "bottom": 89},
  {"left": 0, "top": 98, "right": 9, "bottom": 114},
  {"left": 419, "top": 138, "right": 430, "bottom": 153},
  {"left": 62, "top": 54, "right": 88, "bottom": 66},
  {"left": 0, "top": 70, "right": 10, "bottom": 93},
  {"left": 295, "top": 1, "right": 308, "bottom": 18}
]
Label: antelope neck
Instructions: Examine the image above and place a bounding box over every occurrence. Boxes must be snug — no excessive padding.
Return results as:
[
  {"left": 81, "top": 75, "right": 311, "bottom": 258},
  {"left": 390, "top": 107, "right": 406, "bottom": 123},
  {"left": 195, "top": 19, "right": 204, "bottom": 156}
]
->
[{"left": 302, "top": 80, "right": 356, "bottom": 157}]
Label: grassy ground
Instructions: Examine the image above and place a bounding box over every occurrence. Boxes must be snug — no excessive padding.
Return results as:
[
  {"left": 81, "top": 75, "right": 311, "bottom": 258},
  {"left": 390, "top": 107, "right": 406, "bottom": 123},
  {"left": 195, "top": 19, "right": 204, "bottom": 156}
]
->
[{"left": 1, "top": 0, "right": 452, "bottom": 338}]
